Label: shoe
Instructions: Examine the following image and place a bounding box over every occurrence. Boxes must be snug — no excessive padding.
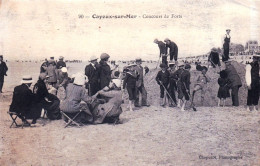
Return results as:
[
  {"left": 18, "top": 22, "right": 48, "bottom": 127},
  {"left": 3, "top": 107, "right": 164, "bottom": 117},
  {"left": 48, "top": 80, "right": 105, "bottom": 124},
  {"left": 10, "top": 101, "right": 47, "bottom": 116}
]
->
[{"left": 142, "top": 104, "right": 150, "bottom": 107}]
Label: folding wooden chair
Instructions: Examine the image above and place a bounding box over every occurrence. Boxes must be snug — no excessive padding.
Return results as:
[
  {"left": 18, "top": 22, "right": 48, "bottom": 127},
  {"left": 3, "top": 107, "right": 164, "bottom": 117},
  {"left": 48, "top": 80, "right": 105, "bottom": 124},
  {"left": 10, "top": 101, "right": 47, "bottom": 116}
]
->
[
  {"left": 7, "top": 111, "right": 30, "bottom": 128},
  {"left": 60, "top": 110, "right": 83, "bottom": 128}
]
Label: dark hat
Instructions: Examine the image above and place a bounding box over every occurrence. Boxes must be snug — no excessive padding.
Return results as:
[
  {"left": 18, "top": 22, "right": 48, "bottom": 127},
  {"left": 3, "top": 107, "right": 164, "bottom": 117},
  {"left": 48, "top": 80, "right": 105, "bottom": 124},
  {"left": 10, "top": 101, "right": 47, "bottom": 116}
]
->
[
  {"left": 160, "top": 63, "right": 168, "bottom": 68},
  {"left": 135, "top": 58, "right": 142, "bottom": 62},
  {"left": 226, "top": 29, "right": 231, "bottom": 31},
  {"left": 153, "top": 38, "right": 158, "bottom": 43},
  {"left": 185, "top": 64, "right": 191, "bottom": 69},
  {"left": 100, "top": 53, "right": 110, "bottom": 60},
  {"left": 50, "top": 57, "right": 54, "bottom": 60},
  {"left": 253, "top": 55, "right": 260, "bottom": 59},
  {"left": 0, "top": 55, "right": 3, "bottom": 58}
]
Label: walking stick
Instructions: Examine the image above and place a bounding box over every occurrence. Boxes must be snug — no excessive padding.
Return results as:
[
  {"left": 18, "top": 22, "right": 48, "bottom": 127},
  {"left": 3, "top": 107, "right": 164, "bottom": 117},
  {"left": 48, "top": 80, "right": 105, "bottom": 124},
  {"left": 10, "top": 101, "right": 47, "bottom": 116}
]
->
[
  {"left": 183, "top": 83, "right": 197, "bottom": 111},
  {"left": 158, "top": 81, "right": 176, "bottom": 105}
]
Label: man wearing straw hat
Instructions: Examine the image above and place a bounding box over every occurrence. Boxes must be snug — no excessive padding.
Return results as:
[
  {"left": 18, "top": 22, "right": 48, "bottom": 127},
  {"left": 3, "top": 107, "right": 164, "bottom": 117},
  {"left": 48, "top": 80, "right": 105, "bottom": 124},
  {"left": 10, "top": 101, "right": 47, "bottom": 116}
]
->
[
  {"left": 85, "top": 55, "right": 100, "bottom": 96},
  {"left": 9, "top": 75, "right": 41, "bottom": 125},
  {"left": 0, "top": 55, "right": 8, "bottom": 93}
]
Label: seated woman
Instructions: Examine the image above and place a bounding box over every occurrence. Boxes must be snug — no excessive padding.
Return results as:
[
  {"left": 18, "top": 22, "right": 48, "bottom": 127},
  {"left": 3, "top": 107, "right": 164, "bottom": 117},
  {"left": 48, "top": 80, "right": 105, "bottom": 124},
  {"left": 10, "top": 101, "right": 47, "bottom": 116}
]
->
[
  {"left": 9, "top": 75, "right": 41, "bottom": 125},
  {"left": 91, "top": 77, "right": 123, "bottom": 124},
  {"left": 60, "top": 73, "right": 96, "bottom": 124},
  {"left": 33, "top": 73, "right": 61, "bottom": 120}
]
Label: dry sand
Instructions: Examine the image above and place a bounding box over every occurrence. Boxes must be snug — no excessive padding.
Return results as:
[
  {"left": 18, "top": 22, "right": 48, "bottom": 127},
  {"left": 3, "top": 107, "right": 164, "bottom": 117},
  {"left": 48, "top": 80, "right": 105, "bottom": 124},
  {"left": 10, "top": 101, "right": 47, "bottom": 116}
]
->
[{"left": 0, "top": 61, "right": 259, "bottom": 166}]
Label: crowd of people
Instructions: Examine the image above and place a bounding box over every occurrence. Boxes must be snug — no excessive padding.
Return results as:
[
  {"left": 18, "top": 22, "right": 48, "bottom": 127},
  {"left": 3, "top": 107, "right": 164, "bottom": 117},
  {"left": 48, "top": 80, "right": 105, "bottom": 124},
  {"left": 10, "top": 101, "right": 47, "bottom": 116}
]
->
[{"left": 1, "top": 29, "right": 259, "bottom": 127}]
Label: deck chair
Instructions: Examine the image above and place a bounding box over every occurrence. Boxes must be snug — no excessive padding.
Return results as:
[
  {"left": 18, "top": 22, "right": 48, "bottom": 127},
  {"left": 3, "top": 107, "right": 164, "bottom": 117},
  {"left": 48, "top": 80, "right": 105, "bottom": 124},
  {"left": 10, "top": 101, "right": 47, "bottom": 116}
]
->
[
  {"left": 7, "top": 111, "right": 31, "bottom": 128},
  {"left": 60, "top": 110, "right": 84, "bottom": 128}
]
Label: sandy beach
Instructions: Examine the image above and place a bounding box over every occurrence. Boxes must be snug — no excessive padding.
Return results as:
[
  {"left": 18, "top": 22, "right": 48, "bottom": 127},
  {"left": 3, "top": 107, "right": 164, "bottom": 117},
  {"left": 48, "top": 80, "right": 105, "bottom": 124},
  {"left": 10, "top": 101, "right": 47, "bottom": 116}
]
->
[{"left": 0, "top": 61, "right": 259, "bottom": 166}]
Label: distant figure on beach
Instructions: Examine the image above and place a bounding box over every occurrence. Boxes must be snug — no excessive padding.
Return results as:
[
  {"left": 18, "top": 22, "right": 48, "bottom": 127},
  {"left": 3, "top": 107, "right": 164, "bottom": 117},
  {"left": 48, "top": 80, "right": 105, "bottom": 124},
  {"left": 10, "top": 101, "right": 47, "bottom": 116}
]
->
[
  {"left": 56, "top": 56, "right": 66, "bottom": 69},
  {"left": 99, "top": 53, "right": 111, "bottom": 89},
  {"left": 222, "top": 29, "right": 231, "bottom": 62},
  {"left": 0, "top": 55, "right": 8, "bottom": 93},
  {"left": 164, "top": 38, "right": 178, "bottom": 65},
  {"left": 46, "top": 59, "right": 58, "bottom": 87},
  {"left": 154, "top": 39, "right": 167, "bottom": 65}
]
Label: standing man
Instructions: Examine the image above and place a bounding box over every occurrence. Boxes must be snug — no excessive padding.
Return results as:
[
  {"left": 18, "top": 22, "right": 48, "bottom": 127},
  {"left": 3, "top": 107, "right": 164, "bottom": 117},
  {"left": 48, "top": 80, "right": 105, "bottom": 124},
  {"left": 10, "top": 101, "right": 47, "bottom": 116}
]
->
[
  {"left": 134, "top": 58, "right": 150, "bottom": 107},
  {"left": 225, "top": 60, "right": 242, "bottom": 106},
  {"left": 154, "top": 39, "right": 167, "bottom": 65},
  {"left": 0, "top": 55, "right": 8, "bottom": 93},
  {"left": 164, "top": 38, "right": 178, "bottom": 65},
  {"left": 245, "top": 55, "right": 259, "bottom": 111},
  {"left": 56, "top": 56, "right": 66, "bottom": 69},
  {"left": 222, "top": 29, "right": 231, "bottom": 62},
  {"left": 99, "top": 53, "right": 111, "bottom": 89},
  {"left": 85, "top": 56, "right": 100, "bottom": 96}
]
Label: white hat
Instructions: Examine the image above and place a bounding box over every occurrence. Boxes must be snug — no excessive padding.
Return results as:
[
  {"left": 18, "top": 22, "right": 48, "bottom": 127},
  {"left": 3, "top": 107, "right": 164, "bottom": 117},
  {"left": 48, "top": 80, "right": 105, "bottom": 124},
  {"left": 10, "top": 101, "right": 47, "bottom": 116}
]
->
[
  {"left": 178, "top": 62, "right": 185, "bottom": 67},
  {"left": 112, "top": 79, "right": 121, "bottom": 88},
  {"left": 73, "top": 73, "right": 87, "bottom": 86},
  {"left": 21, "top": 75, "right": 33, "bottom": 84},
  {"left": 89, "top": 55, "right": 98, "bottom": 62},
  {"left": 61, "top": 67, "right": 67, "bottom": 73}
]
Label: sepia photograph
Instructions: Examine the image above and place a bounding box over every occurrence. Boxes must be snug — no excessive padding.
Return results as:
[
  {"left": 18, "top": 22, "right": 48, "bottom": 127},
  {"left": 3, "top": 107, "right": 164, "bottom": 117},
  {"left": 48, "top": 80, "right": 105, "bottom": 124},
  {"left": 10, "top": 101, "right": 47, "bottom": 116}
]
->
[{"left": 0, "top": 0, "right": 259, "bottom": 165}]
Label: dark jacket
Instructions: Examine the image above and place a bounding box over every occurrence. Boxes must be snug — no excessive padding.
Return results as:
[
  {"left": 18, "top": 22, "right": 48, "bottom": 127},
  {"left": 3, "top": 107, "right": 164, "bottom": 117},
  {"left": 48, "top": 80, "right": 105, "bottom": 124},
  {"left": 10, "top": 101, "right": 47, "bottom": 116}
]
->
[
  {"left": 180, "top": 70, "right": 191, "bottom": 90},
  {"left": 156, "top": 70, "right": 170, "bottom": 85},
  {"left": 99, "top": 60, "right": 111, "bottom": 89},
  {"left": 33, "top": 79, "right": 49, "bottom": 103},
  {"left": 56, "top": 61, "right": 66, "bottom": 69},
  {"left": 123, "top": 71, "right": 138, "bottom": 89},
  {"left": 225, "top": 64, "right": 242, "bottom": 88},
  {"left": 157, "top": 41, "right": 167, "bottom": 55},
  {"left": 166, "top": 41, "right": 178, "bottom": 55},
  {"left": 0, "top": 61, "right": 8, "bottom": 77},
  {"left": 9, "top": 84, "right": 35, "bottom": 115},
  {"left": 250, "top": 61, "right": 259, "bottom": 83},
  {"left": 85, "top": 63, "right": 100, "bottom": 84}
]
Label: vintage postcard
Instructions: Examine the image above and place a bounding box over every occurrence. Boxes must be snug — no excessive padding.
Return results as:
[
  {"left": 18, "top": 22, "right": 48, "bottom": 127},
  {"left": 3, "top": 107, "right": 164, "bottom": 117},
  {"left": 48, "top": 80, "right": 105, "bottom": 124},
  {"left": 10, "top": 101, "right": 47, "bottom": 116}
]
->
[{"left": 0, "top": 0, "right": 259, "bottom": 165}]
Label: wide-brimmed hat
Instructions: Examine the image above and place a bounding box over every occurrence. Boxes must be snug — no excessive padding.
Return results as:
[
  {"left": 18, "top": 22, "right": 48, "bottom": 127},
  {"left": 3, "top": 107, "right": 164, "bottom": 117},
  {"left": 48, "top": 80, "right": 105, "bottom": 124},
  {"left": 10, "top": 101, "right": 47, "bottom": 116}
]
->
[
  {"left": 178, "top": 62, "right": 185, "bottom": 67},
  {"left": 160, "top": 63, "right": 168, "bottom": 68},
  {"left": 21, "top": 75, "right": 33, "bottom": 84},
  {"left": 126, "top": 63, "right": 137, "bottom": 68},
  {"left": 50, "top": 57, "right": 54, "bottom": 60},
  {"left": 100, "top": 53, "right": 110, "bottom": 60},
  {"left": 73, "top": 73, "right": 87, "bottom": 86},
  {"left": 61, "top": 67, "right": 67, "bottom": 73},
  {"left": 253, "top": 55, "right": 260, "bottom": 59},
  {"left": 59, "top": 56, "right": 64, "bottom": 60},
  {"left": 168, "top": 61, "right": 175, "bottom": 66},
  {"left": 89, "top": 55, "right": 98, "bottom": 62}
]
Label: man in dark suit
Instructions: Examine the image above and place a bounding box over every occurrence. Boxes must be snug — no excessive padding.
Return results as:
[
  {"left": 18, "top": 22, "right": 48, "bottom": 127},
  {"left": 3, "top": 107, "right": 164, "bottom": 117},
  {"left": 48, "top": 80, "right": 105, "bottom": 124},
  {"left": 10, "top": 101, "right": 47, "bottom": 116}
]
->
[
  {"left": 154, "top": 39, "right": 167, "bottom": 65},
  {"left": 164, "top": 38, "right": 178, "bottom": 64},
  {"left": 9, "top": 75, "right": 41, "bottom": 125},
  {"left": 85, "top": 55, "right": 100, "bottom": 96},
  {"left": 56, "top": 56, "right": 66, "bottom": 69},
  {"left": 0, "top": 55, "right": 8, "bottom": 93},
  {"left": 99, "top": 53, "right": 111, "bottom": 89}
]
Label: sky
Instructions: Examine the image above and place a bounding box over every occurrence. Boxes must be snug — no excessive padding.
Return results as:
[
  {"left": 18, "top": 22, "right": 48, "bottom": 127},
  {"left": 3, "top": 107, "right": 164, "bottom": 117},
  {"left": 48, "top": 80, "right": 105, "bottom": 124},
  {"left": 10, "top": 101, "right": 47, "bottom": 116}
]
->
[{"left": 0, "top": 0, "right": 259, "bottom": 61}]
